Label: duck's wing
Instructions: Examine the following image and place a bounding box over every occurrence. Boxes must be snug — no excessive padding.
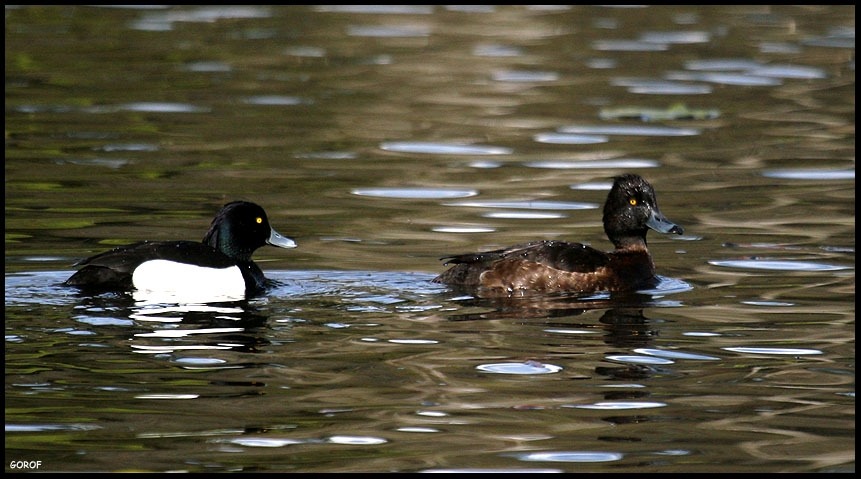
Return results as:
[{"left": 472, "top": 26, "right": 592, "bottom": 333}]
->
[
  {"left": 73, "top": 240, "right": 234, "bottom": 268},
  {"left": 433, "top": 241, "right": 610, "bottom": 290},
  {"left": 440, "top": 240, "right": 608, "bottom": 273}
]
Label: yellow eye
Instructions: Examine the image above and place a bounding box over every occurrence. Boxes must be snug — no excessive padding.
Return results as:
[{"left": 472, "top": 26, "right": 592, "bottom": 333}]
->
[
  {"left": 256, "top": 217, "right": 263, "bottom": 224},
  {"left": 629, "top": 198, "right": 637, "bottom": 206}
]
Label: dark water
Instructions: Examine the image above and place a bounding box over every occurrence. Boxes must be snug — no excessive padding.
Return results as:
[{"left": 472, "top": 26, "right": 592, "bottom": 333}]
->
[{"left": 5, "top": 5, "right": 854, "bottom": 473}]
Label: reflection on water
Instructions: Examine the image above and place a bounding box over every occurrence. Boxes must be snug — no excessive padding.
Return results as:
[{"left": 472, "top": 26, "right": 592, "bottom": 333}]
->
[{"left": 5, "top": 4, "right": 854, "bottom": 474}]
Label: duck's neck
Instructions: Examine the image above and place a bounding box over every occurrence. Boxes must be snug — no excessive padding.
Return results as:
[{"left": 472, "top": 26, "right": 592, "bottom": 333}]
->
[
  {"left": 203, "top": 226, "right": 254, "bottom": 261},
  {"left": 612, "top": 234, "right": 649, "bottom": 252},
  {"left": 237, "top": 261, "right": 266, "bottom": 294}
]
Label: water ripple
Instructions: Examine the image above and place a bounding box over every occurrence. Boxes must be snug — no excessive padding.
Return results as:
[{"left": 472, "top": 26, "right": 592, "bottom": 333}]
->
[
  {"left": 570, "top": 181, "right": 613, "bottom": 190},
  {"left": 750, "top": 64, "right": 828, "bottom": 79},
  {"left": 667, "top": 71, "right": 783, "bottom": 86},
  {"left": 432, "top": 226, "right": 496, "bottom": 233},
  {"left": 388, "top": 339, "right": 439, "bottom": 345},
  {"left": 131, "top": 6, "right": 272, "bottom": 31},
  {"left": 380, "top": 142, "right": 512, "bottom": 155},
  {"left": 352, "top": 187, "right": 478, "bottom": 199},
  {"left": 6, "top": 423, "right": 102, "bottom": 432},
  {"left": 328, "top": 435, "right": 388, "bottom": 445},
  {"left": 182, "top": 61, "right": 232, "bottom": 72},
  {"left": 397, "top": 427, "right": 440, "bottom": 433},
  {"left": 482, "top": 211, "right": 566, "bottom": 220},
  {"left": 569, "top": 401, "right": 666, "bottom": 410},
  {"left": 347, "top": 25, "right": 430, "bottom": 37},
  {"left": 447, "top": 200, "right": 596, "bottom": 210},
  {"left": 491, "top": 70, "right": 560, "bottom": 82},
  {"left": 135, "top": 394, "right": 200, "bottom": 399},
  {"left": 229, "top": 437, "right": 304, "bottom": 447},
  {"left": 315, "top": 5, "right": 433, "bottom": 14},
  {"left": 476, "top": 361, "right": 563, "bottom": 375},
  {"left": 533, "top": 133, "right": 609, "bottom": 144},
  {"left": 604, "top": 354, "right": 675, "bottom": 365},
  {"left": 803, "top": 32, "right": 856, "bottom": 48},
  {"left": 116, "top": 102, "right": 210, "bottom": 113},
  {"left": 709, "top": 260, "right": 851, "bottom": 272},
  {"left": 592, "top": 40, "right": 668, "bottom": 51},
  {"left": 97, "top": 143, "right": 159, "bottom": 152},
  {"left": 723, "top": 347, "right": 823, "bottom": 356},
  {"left": 281, "top": 46, "right": 327, "bottom": 58},
  {"left": 629, "top": 83, "right": 713, "bottom": 95},
  {"left": 524, "top": 159, "right": 660, "bottom": 169},
  {"left": 599, "top": 104, "right": 719, "bottom": 121},
  {"left": 558, "top": 124, "right": 701, "bottom": 136},
  {"left": 633, "top": 348, "right": 721, "bottom": 361},
  {"left": 242, "top": 95, "right": 307, "bottom": 106},
  {"left": 762, "top": 169, "right": 855, "bottom": 180},
  {"left": 639, "top": 31, "right": 711, "bottom": 44},
  {"left": 508, "top": 451, "right": 624, "bottom": 463},
  {"left": 685, "top": 59, "right": 764, "bottom": 71},
  {"left": 173, "top": 357, "right": 227, "bottom": 366},
  {"left": 422, "top": 468, "right": 564, "bottom": 473},
  {"left": 473, "top": 44, "right": 524, "bottom": 57},
  {"left": 416, "top": 411, "right": 448, "bottom": 417},
  {"left": 135, "top": 327, "right": 244, "bottom": 338},
  {"left": 683, "top": 59, "right": 827, "bottom": 80},
  {"left": 610, "top": 78, "right": 713, "bottom": 95}
]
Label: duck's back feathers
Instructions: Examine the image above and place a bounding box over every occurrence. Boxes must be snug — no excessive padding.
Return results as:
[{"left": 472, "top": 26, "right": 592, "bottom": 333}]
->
[{"left": 439, "top": 240, "right": 608, "bottom": 273}]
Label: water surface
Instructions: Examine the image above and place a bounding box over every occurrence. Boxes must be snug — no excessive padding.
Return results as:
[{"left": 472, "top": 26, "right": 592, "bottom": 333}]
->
[{"left": 5, "top": 5, "right": 855, "bottom": 473}]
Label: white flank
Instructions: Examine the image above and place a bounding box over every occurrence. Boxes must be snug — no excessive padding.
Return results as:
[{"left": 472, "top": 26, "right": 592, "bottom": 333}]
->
[{"left": 132, "top": 259, "right": 246, "bottom": 304}]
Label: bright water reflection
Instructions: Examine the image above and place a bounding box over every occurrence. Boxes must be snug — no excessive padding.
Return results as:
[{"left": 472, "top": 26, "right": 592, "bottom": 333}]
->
[{"left": 5, "top": 4, "right": 854, "bottom": 474}]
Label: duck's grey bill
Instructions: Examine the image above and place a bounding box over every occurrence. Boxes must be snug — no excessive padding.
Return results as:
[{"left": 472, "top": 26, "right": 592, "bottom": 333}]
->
[{"left": 269, "top": 229, "right": 298, "bottom": 248}]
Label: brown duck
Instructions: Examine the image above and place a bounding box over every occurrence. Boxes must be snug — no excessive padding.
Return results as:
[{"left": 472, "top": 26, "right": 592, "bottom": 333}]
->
[{"left": 433, "top": 174, "right": 684, "bottom": 294}]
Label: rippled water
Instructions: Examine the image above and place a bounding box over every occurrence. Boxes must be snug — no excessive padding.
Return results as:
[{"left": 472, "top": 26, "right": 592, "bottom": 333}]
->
[{"left": 5, "top": 5, "right": 854, "bottom": 473}]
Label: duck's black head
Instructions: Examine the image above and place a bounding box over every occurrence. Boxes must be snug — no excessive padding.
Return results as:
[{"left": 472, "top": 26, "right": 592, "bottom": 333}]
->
[
  {"left": 602, "top": 174, "right": 684, "bottom": 249},
  {"left": 202, "top": 201, "right": 297, "bottom": 262}
]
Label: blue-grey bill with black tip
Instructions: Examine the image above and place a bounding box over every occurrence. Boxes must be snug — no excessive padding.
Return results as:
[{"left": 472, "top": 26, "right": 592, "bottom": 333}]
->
[
  {"left": 269, "top": 229, "right": 298, "bottom": 249},
  {"left": 647, "top": 211, "right": 684, "bottom": 235}
]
